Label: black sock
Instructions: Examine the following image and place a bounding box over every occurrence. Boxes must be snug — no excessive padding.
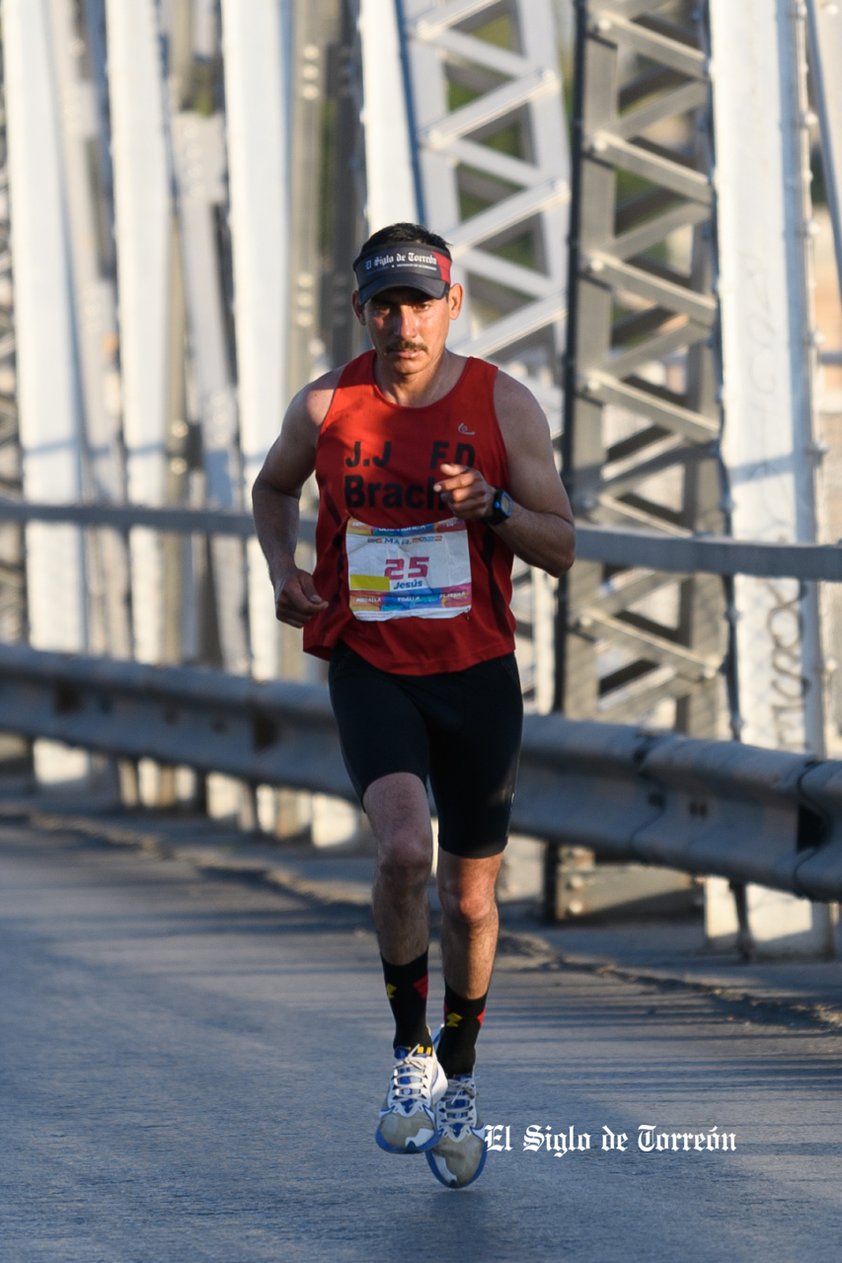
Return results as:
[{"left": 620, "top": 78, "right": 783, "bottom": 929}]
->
[
  {"left": 436, "top": 983, "right": 487, "bottom": 1076},
  {"left": 381, "top": 951, "right": 431, "bottom": 1051}
]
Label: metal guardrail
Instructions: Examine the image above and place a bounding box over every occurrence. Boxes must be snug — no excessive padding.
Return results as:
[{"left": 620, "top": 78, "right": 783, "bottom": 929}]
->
[
  {"left": 0, "top": 644, "right": 352, "bottom": 799},
  {"left": 520, "top": 715, "right": 842, "bottom": 904},
  {"left": 2, "top": 642, "right": 842, "bottom": 903}
]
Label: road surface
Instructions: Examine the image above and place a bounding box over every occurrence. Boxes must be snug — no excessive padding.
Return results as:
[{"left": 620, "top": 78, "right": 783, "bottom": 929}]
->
[{"left": 2, "top": 819, "right": 842, "bottom": 1262}]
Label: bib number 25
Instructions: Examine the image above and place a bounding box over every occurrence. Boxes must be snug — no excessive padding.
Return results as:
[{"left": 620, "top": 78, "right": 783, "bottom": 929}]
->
[{"left": 384, "top": 556, "right": 430, "bottom": 581}]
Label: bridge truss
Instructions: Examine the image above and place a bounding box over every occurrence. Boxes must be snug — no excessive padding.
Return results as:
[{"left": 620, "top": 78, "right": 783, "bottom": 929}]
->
[
  {"left": 0, "top": 0, "right": 840, "bottom": 784},
  {"left": 560, "top": 0, "right": 727, "bottom": 736}
]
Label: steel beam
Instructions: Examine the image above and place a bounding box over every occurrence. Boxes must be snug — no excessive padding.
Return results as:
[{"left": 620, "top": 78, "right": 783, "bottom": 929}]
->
[
  {"left": 3, "top": 0, "right": 88, "bottom": 781},
  {"left": 358, "top": 0, "right": 418, "bottom": 225},
  {"left": 711, "top": 0, "right": 826, "bottom": 756},
  {"left": 561, "top": 0, "right": 725, "bottom": 735},
  {"left": 105, "top": 0, "right": 173, "bottom": 668},
  {"left": 220, "top": 0, "right": 291, "bottom": 684},
  {"left": 163, "top": 9, "right": 248, "bottom": 676},
  {"left": 50, "top": 0, "right": 130, "bottom": 660}
]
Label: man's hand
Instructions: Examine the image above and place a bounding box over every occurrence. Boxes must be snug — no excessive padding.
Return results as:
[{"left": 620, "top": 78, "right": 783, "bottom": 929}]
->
[
  {"left": 434, "top": 463, "right": 496, "bottom": 520},
  {"left": 274, "top": 569, "right": 329, "bottom": 628}
]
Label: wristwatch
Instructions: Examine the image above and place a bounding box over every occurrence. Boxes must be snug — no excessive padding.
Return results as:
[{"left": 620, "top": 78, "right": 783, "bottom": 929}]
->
[{"left": 482, "top": 487, "right": 513, "bottom": 526}]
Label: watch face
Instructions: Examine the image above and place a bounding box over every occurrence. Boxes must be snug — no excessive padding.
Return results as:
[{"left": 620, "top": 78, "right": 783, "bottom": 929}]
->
[{"left": 484, "top": 488, "right": 513, "bottom": 525}]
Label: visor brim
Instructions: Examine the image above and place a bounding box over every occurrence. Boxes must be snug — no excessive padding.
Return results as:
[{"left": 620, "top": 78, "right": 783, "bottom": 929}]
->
[{"left": 357, "top": 273, "right": 449, "bottom": 306}]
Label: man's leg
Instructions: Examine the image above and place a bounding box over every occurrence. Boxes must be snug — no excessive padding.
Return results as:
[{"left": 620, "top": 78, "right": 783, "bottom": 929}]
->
[
  {"left": 330, "top": 648, "right": 434, "bottom": 1048},
  {"left": 435, "top": 850, "right": 504, "bottom": 1074},
  {"left": 364, "top": 772, "right": 447, "bottom": 1155},
  {"left": 423, "top": 848, "right": 503, "bottom": 1188},
  {"left": 425, "top": 654, "right": 521, "bottom": 1072},
  {"left": 366, "top": 772, "right": 433, "bottom": 972},
  {"left": 365, "top": 771, "right": 435, "bottom": 1051}
]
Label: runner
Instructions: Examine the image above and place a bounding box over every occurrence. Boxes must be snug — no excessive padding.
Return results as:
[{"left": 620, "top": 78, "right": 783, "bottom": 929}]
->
[{"left": 252, "top": 222, "right": 575, "bottom": 1188}]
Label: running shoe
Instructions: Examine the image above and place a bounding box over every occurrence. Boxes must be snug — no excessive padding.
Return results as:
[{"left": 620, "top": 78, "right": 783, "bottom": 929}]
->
[
  {"left": 375, "top": 1042, "right": 448, "bottom": 1154},
  {"left": 425, "top": 1072, "right": 488, "bottom": 1189}
]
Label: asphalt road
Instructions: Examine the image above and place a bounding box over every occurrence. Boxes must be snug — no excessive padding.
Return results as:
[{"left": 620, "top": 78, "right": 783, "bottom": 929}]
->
[{"left": 2, "top": 820, "right": 842, "bottom": 1263}]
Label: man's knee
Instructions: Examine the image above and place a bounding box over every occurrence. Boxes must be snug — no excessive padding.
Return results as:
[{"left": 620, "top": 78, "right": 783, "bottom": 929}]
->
[
  {"left": 437, "top": 851, "right": 503, "bottom": 928},
  {"left": 376, "top": 827, "right": 433, "bottom": 892},
  {"left": 439, "top": 882, "right": 497, "bottom": 929},
  {"left": 366, "top": 773, "right": 433, "bottom": 892}
]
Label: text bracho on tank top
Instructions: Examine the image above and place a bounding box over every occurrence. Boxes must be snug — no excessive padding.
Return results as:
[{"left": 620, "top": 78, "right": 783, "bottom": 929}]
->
[{"left": 345, "top": 515, "right": 471, "bottom": 621}]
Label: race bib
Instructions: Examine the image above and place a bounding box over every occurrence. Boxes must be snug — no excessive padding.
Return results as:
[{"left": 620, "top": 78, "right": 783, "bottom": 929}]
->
[{"left": 345, "top": 516, "right": 472, "bottom": 621}]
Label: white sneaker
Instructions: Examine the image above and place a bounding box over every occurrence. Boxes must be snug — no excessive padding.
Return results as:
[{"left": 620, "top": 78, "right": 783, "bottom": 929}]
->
[
  {"left": 426, "top": 1074, "right": 488, "bottom": 1189},
  {"left": 375, "top": 1043, "right": 448, "bottom": 1154}
]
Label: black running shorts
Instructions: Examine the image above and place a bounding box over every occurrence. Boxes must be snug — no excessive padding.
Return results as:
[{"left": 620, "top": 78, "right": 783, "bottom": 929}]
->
[{"left": 328, "top": 642, "right": 523, "bottom": 859}]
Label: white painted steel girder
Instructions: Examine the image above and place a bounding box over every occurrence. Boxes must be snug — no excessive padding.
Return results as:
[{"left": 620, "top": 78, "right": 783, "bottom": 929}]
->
[
  {"left": 105, "top": 0, "right": 172, "bottom": 667},
  {"left": 710, "top": 0, "right": 827, "bottom": 756},
  {"left": 49, "top": 0, "right": 129, "bottom": 659},
  {"left": 164, "top": 19, "right": 248, "bottom": 676},
  {"left": 3, "top": 0, "right": 86, "bottom": 645},
  {"left": 358, "top": 0, "right": 418, "bottom": 225},
  {"left": 709, "top": 0, "right": 833, "bottom": 956},
  {"left": 3, "top": 0, "right": 88, "bottom": 780},
  {"left": 170, "top": 110, "right": 240, "bottom": 507},
  {"left": 221, "top": 0, "right": 291, "bottom": 681}
]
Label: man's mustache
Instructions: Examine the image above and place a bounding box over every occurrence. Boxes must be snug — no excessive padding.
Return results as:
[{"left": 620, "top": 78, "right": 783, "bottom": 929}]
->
[{"left": 387, "top": 340, "right": 428, "bottom": 353}]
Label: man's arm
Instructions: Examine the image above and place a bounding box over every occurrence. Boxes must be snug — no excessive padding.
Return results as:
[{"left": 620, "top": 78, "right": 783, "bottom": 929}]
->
[
  {"left": 434, "top": 370, "right": 575, "bottom": 578},
  {"left": 251, "top": 371, "right": 339, "bottom": 627}
]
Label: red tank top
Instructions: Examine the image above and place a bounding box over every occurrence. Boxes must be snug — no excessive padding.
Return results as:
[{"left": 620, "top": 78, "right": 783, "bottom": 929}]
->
[{"left": 303, "top": 351, "right": 515, "bottom": 674}]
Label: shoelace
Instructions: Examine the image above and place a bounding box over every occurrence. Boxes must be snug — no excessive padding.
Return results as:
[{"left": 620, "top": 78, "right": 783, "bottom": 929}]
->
[
  {"left": 438, "top": 1077, "right": 478, "bottom": 1133},
  {"left": 388, "top": 1047, "right": 438, "bottom": 1106}
]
